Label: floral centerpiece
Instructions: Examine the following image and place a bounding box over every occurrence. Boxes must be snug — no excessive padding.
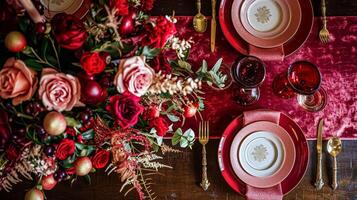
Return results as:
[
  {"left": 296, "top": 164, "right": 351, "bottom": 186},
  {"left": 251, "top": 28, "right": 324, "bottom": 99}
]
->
[{"left": 0, "top": 0, "right": 227, "bottom": 199}]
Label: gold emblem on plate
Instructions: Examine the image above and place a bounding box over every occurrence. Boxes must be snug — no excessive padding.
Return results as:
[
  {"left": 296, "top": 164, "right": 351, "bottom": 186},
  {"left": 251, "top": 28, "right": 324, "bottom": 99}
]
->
[
  {"left": 251, "top": 144, "right": 268, "bottom": 162},
  {"left": 255, "top": 6, "right": 272, "bottom": 24}
]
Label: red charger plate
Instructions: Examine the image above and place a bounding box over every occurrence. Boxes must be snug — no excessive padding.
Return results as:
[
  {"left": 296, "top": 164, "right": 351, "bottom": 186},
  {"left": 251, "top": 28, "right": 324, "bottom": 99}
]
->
[
  {"left": 217, "top": 111, "right": 309, "bottom": 196},
  {"left": 219, "top": 0, "right": 313, "bottom": 57}
]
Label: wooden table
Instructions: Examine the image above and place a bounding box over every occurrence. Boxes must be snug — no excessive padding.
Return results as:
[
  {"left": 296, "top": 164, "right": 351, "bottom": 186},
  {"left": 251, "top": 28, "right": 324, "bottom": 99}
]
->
[{"left": 2, "top": 0, "right": 357, "bottom": 199}]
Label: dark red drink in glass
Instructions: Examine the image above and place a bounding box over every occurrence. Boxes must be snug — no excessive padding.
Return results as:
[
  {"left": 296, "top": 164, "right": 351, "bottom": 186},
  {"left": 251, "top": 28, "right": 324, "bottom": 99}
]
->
[{"left": 231, "top": 56, "right": 266, "bottom": 105}]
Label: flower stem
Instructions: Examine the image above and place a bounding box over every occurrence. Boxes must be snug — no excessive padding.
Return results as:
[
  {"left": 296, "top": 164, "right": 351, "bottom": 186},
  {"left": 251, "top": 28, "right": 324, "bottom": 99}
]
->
[
  {"left": 17, "top": 113, "right": 34, "bottom": 120},
  {"left": 48, "top": 36, "right": 61, "bottom": 71}
]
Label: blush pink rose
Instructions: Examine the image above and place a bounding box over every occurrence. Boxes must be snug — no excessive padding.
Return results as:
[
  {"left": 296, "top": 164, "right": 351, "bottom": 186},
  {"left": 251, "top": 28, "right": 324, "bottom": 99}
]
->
[
  {"left": 39, "top": 68, "right": 83, "bottom": 112},
  {"left": 114, "top": 56, "right": 154, "bottom": 97},
  {"left": 0, "top": 57, "right": 38, "bottom": 105}
]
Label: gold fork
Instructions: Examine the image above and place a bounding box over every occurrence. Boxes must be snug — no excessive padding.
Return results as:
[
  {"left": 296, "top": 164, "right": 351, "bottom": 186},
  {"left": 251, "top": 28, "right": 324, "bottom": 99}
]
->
[
  {"left": 319, "top": 0, "right": 330, "bottom": 43},
  {"left": 199, "top": 121, "right": 210, "bottom": 190}
]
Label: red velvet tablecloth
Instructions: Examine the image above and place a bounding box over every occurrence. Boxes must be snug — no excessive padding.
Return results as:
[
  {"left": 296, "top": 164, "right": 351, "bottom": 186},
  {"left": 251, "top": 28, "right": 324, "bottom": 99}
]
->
[{"left": 176, "top": 16, "right": 357, "bottom": 140}]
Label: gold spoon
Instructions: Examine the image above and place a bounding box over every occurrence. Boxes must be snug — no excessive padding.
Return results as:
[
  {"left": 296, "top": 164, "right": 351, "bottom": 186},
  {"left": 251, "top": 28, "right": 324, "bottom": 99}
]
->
[
  {"left": 327, "top": 137, "right": 342, "bottom": 190},
  {"left": 193, "top": 0, "right": 207, "bottom": 33}
]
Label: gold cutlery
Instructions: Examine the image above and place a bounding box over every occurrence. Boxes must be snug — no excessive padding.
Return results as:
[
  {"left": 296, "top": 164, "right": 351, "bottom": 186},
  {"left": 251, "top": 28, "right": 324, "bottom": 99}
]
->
[
  {"left": 210, "top": 0, "right": 217, "bottom": 52},
  {"left": 314, "top": 119, "right": 324, "bottom": 190},
  {"left": 193, "top": 0, "right": 208, "bottom": 33},
  {"left": 319, "top": 0, "right": 330, "bottom": 43},
  {"left": 327, "top": 137, "right": 342, "bottom": 190},
  {"left": 199, "top": 121, "right": 210, "bottom": 190}
]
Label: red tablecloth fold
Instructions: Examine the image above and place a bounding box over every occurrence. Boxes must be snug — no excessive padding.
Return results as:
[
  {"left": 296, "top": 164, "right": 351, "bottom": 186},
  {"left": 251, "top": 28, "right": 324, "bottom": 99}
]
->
[{"left": 175, "top": 16, "right": 356, "bottom": 140}]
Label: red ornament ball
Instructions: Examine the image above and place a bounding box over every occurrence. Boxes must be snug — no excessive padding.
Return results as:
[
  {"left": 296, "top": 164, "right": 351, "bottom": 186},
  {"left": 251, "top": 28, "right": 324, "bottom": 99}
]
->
[
  {"left": 119, "top": 15, "right": 135, "bottom": 35},
  {"left": 81, "top": 80, "right": 104, "bottom": 104},
  {"left": 41, "top": 174, "right": 57, "bottom": 190},
  {"left": 5, "top": 31, "right": 27, "bottom": 53},
  {"left": 75, "top": 157, "right": 93, "bottom": 176},
  {"left": 43, "top": 111, "right": 67, "bottom": 136},
  {"left": 24, "top": 188, "right": 44, "bottom": 200}
]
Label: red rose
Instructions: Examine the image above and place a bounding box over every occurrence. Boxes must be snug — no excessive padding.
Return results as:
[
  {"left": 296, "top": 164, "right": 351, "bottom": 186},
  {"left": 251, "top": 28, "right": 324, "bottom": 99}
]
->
[
  {"left": 92, "top": 150, "right": 110, "bottom": 169},
  {"left": 65, "top": 127, "right": 76, "bottom": 137},
  {"left": 65, "top": 166, "right": 76, "bottom": 175},
  {"left": 141, "top": 0, "right": 155, "bottom": 11},
  {"left": 0, "top": 109, "right": 11, "bottom": 150},
  {"left": 110, "top": 0, "right": 129, "bottom": 16},
  {"left": 55, "top": 139, "right": 75, "bottom": 160},
  {"left": 149, "top": 117, "right": 169, "bottom": 137},
  {"left": 80, "top": 52, "right": 107, "bottom": 76},
  {"left": 106, "top": 92, "right": 144, "bottom": 129},
  {"left": 142, "top": 16, "right": 176, "bottom": 48},
  {"left": 51, "top": 13, "right": 88, "bottom": 50},
  {"left": 5, "top": 144, "right": 19, "bottom": 161},
  {"left": 143, "top": 105, "right": 160, "bottom": 120}
]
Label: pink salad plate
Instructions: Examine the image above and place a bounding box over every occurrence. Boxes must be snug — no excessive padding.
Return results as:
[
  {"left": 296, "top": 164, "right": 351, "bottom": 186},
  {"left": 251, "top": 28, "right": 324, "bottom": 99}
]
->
[
  {"left": 219, "top": 0, "right": 313, "bottom": 60},
  {"left": 41, "top": 0, "right": 91, "bottom": 19},
  {"left": 218, "top": 110, "right": 309, "bottom": 196},
  {"left": 229, "top": 121, "right": 296, "bottom": 188},
  {"left": 231, "top": 0, "right": 301, "bottom": 48}
]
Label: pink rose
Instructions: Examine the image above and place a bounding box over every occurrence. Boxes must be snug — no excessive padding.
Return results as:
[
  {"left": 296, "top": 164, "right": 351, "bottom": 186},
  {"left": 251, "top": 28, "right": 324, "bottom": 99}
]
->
[
  {"left": 39, "top": 68, "right": 83, "bottom": 112},
  {"left": 0, "top": 57, "right": 38, "bottom": 105},
  {"left": 114, "top": 56, "right": 154, "bottom": 97}
]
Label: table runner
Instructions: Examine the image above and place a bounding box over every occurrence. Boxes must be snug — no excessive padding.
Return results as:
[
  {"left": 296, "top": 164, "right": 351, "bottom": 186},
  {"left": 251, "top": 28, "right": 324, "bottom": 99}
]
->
[{"left": 175, "top": 16, "right": 356, "bottom": 140}]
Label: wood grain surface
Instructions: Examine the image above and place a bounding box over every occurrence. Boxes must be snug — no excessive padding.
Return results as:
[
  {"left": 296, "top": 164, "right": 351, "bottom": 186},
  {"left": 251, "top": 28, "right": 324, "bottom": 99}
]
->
[{"left": 1, "top": 0, "right": 357, "bottom": 199}]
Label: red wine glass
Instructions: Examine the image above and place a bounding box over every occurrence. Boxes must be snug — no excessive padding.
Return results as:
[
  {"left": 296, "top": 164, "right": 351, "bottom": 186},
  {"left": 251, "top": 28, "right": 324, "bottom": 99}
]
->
[
  {"left": 231, "top": 56, "right": 266, "bottom": 105},
  {"left": 272, "top": 61, "right": 327, "bottom": 112}
]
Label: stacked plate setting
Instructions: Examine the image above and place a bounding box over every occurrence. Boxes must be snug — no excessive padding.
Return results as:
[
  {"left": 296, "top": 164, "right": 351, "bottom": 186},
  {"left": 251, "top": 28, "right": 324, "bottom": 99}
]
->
[
  {"left": 219, "top": 0, "right": 314, "bottom": 58},
  {"left": 229, "top": 121, "right": 295, "bottom": 188},
  {"left": 218, "top": 111, "right": 309, "bottom": 197}
]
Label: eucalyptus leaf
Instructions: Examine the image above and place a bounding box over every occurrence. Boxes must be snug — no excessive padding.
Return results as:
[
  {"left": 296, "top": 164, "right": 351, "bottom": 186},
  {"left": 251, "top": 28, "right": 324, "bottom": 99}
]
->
[
  {"left": 171, "top": 132, "right": 181, "bottom": 146},
  {"left": 174, "top": 128, "right": 183, "bottom": 136},
  {"left": 183, "top": 129, "right": 195, "bottom": 142},
  {"left": 167, "top": 114, "right": 180, "bottom": 122},
  {"left": 179, "top": 138, "right": 188, "bottom": 148},
  {"left": 156, "top": 136, "right": 163, "bottom": 146}
]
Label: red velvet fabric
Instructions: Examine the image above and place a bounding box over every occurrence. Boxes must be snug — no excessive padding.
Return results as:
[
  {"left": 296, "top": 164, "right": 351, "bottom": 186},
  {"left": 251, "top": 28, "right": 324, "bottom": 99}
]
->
[{"left": 175, "top": 16, "right": 357, "bottom": 139}]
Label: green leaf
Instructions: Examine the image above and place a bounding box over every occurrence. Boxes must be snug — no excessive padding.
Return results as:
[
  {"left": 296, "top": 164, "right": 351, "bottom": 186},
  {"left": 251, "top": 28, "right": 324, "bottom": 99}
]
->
[
  {"left": 211, "top": 58, "right": 223, "bottom": 73},
  {"left": 179, "top": 138, "right": 188, "bottom": 148},
  {"left": 70, "top": 177, "right": 77, "bottom": 187},
  {"left": 65, "top": 117, "right": 80, "bottom": 127},
  {"left": 198, "top": 98, "right": 205, "bottom": 111},
  {"left": 84, "top": 174, "right": 91, "bottom": 185},
  {"left": 177, "top": 60, "right": 193, "bottom": 72},
  {"left": 171, "top": 132, "right": 181, "bottom": 146},
  {"left": 40, "top": 39, "right": 49, "bottom": 60},
  {"left": 175, "top": 128, "right": 183, "bottom": 136},
  {"left": 62, "top": 154, "right": 76, "bottom": 168},
  {"left": 24, "top": 59, "right": 43, "bottom": 71},
  {"left": 81, "top": 129, "right": 94, "bottom": 140},
  {"left": 183, "top": 129, "right": 195, "bottom": 142},
  {"left": 75, "top": 143, "right": 85, "bottom": 151},
  {"left": 141, "top": 46, "right": 161, "bottom": 59},
  {"left": 18, "top": 17, "right": 31, "bottom": 33},
  {"left": 167, "top": 114, "right": 180, "bottom": 122}
]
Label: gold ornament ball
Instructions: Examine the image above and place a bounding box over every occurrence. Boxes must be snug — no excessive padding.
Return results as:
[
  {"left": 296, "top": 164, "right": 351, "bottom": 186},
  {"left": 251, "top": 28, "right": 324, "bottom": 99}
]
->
[{"left": 43, "top": 111, "right": 67, "bottom": 136}]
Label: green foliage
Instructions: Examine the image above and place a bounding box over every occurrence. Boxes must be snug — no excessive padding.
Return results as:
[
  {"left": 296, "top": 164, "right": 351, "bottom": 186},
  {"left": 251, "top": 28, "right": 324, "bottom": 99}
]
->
[
  {"left": 172, "top": 128, "right": 195, "bottom": 149},
  {"left": 196, "top": 58, "right": 227, "bottom": 88},
  {"left": 139, "top": 46, "right": 161, "bottom": 59}
]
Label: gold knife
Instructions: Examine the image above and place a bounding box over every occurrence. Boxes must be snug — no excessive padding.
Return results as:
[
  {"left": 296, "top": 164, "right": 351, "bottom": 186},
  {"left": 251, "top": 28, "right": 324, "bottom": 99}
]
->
[
  {"left": 210, "top": 0, "right": 216, "bottom": 52},
  {"left": 314, "top": 119, "right": 324, "bottom": 190}
]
